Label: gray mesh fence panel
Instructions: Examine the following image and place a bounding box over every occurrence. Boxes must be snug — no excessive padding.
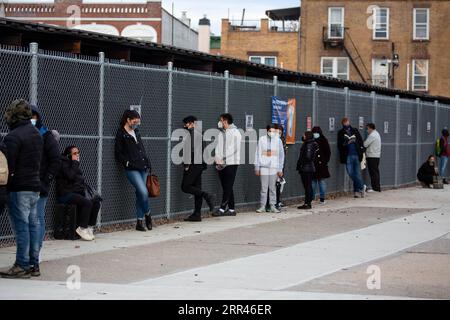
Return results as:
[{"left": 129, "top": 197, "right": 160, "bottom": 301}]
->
[
  {"left": 398, "top": 100, "right": 418, "bottom": 185},
  {"left": 420, "top": 102, "right": 437, "bottom": 166}
]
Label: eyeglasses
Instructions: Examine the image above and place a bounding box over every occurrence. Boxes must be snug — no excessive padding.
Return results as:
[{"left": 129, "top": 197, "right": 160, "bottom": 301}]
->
[{"left": 72, "top": 151, "right": 80, "bottom": 156}]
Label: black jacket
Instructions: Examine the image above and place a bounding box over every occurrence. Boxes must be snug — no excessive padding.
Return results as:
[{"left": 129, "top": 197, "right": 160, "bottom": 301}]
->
[
  {"left": 56, "top": 157, "right": 86, "bottom": 197},
  {"left": 313, "top": 136, "right": 331, "bottom": 180},
  {"left": 417, "top": 162, "right": 438, "bottom": 183},
  {"left": 182, "top": 128, "right": 207, "bottom": 169},
  {"left": 38, "top": 129, "right": 61, "bottom": 196},
  {"left": 3, "top": 120, "right": 43, "bottom": 192},
  {"left": 115, "top": 127, "right": 151, "bottom": 172},
  {"left": 297, "top": 139, "right": 319, "bottom": 173},
  {"left": 337, "top": 126, "right": 365, "bottom": 164}
]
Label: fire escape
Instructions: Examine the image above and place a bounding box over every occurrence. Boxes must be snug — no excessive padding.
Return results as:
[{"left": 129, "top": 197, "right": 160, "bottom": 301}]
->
[{"left": 322, "top": 26, "right": 371, "bottom": 84}]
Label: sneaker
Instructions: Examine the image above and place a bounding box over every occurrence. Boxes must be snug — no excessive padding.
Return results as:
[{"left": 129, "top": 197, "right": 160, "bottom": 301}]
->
[
  {"left": 443, "top": 179, "right": 449, "bottom": 185},
  {"left": 269, "top": 205, "right": 281, "bottom": 213},
  {"left": 30, "top": 265, "right": 41, "bottom": 277},
  {"left": 354, "top": 192, "right": 360, "bottom": 198},
  {"left": 275, "top": 204, "right": 282, "bottom": 211},
  {"left": 319, "top": 199, "right": 326, "bottom": 204},
  {"left": 366, "top": 189, "right": 375, "bottom": 193},
  {"left": 256, "top": 206, "right": 266, "bottom": 213},
  {"left": 212, "top": 208, "right": 226, "bottom": 217},
  {"left": 184, "top": 214, "right": 202, "bottom": 222},
  {"left": 298, "top": 204, "right": 312, "bottom": 210},
  {"left": 222, "top": 209, "right": 237, "bottom": 216},
  {"left": 0, "top": 264, "right": 31, "bottom": 279},
  {"left": 76, "top": 227, "right": 94, "bottom": 241}
]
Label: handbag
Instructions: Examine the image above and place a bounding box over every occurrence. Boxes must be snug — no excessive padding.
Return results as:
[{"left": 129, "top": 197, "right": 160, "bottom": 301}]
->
[
  {"left": 146, "top": 174, "right": 160, "bottom": 198},
  {"left": 85, "top": 183, "right": 103, "bottom": 202},
  {"left": 361, "top": 153, "right": 367, "bottom": 171}
]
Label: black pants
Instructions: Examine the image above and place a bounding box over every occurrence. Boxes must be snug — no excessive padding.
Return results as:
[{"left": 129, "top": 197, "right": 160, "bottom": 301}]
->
[
  {"left": 300, "top": 172, "right": 314, "bottom": 206},
  {"left": 66, "top": 192, "right": 101, "bottom": 228},
  {"left": 218, "top": 165, "right": 238, "bottom": 210},
  {"left": 367, "top": 157, "right": 381, "bottom": 192},
  {"left": 419, "top": 175, "right": 434, "bottom": 185},
  {"left": 181, "top": 165, "right": 206, "bottom": 215}
]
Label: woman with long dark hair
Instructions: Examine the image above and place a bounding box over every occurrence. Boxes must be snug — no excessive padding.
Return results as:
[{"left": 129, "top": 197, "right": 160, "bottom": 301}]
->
[
  {"left": 311, "top": 126, "right": 331, "bottom": 204},
  {"left": 115, "top": 110, "right": 152, "bottom": 232},
  {"left": 297, "top": 131, "right": 319, "bottom": 210}
]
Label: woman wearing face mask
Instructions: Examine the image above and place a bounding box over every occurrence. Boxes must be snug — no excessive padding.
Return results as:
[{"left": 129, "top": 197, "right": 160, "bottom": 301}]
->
[
  {"left": 56, "top": 146, "right": 101, "bottom": 241},
  {"left": 296, "top": 131, "right": 319, "bottom": 210},
  {"left": 115, "top": 110, "right": 152, "bottom": 232},
  {"left": 311, "top": 127, "right": 331, "bottom": 204},
  {"left": 417, "top": 155, "right": 439, "bottom": 188}
]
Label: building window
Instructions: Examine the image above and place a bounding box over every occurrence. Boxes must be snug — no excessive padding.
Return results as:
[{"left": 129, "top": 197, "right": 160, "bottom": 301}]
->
[
  {"left": 328, "top": 7, "right": 344, "bottom": 39},
  {"left": 414, "top": 8, "right": 429, "bottom": 40},
  {"left": 412, "top": 59, "right": 429, "bottom": 91},
  {"left": 321, "top": 57, "right": 349, "bottom": 80},
  {"left": 372, "top": 59, "right": 389, "bottom": 87},
  {"left": 249, "top": 56, "right": 277, "bottom": 67},
  {"left": 373, "top": 7, "right": 389, "bottom": 39}
]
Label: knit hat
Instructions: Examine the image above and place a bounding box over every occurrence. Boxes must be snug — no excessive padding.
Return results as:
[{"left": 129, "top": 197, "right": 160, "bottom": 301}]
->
[{"left": 4, "top": 99, "right": 32, "bottom": 128}]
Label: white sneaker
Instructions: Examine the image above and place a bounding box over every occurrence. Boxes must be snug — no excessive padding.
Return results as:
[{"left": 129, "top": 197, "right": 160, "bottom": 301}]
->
[
  {"left": 366, "top": 189, "right": 375, "bottom": 193},
  {"left": 270, "top": 205, "right": 281, "bottom": 213},
  {"left": 76, "top": 227, "right": 94, "bottom": 241},
  {"left": 88, "top": 227, "right": 95, "bottom": 240},
  {"left": 256, "top": 206, "right": 266, "bottom": 213}
]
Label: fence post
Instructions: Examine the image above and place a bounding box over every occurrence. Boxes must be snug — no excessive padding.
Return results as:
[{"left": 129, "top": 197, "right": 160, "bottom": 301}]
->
[
  {"left": 311, "top": 81, "right": 317, "bottom": 126},
  {"left": 434, "top": 100, "right": 439, "bottom": 139},
  {"left": 96, "top": 52, "right": 105, "bottom": 227},
  {"left": 273, "top": 76, "right": 278, "bottom": 97},
  {"left": 371, "top": 91, "right": 376, "bottom": 123},
  {"left": 166, "top": 62, "right": 174, "bottom": 220},
  {"left": 416, "top": 98, "right": 421, "bottom": 176},
  {"left": 343, "top": 87, "right": 350, "bottom": 192},
  {"left": 395, "top": 95, "right": 401, "bottom": 187},
  {"left": 29, "top": 42, "right": 38, "bottom": 106},
  {"left": 224, "top": 70, "right": 229, "bottom": 113}
]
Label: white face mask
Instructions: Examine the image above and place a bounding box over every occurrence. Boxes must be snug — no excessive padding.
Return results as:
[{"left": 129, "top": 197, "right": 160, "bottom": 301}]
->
[
  {"left": 31, "top": 119, "right": 37, "bottom": 126},
  {"left": 313, "top": 133, "right": 320, "bottom": 139},
  {"left": 218, "top": 121, "right": 224, "bottom": 129},
  {"left": 268, "top": 131, "right": 275, "bottom": 138}
]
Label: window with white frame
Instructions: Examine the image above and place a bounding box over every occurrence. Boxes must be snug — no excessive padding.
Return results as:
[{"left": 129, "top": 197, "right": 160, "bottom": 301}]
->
[
  {"left": 414, "top": 8, "right": 429, "bottom": 40},
  {"left": 412, "top": 59, "right": 429, "bottom": 91},
  {"left": 328, "top": 7, "right": 344, "bottom": 38},
  {"left": 321, "top": 57, "right": 349, "bottom": 80},
  {"left": 372, "top": 59, "right": 389, "bottom": 87},
  {"left": 249, "top": 56, "right": 277, "bottom": 67},
  {"left": 373, "top": 7, "right": 389, "bottom": 39}
]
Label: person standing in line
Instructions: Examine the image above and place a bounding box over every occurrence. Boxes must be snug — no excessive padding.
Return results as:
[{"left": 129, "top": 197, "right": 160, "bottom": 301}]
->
[
  {"left": 438, "top": 129, "right": 450, "bottom": 185},
  {"left": 255, "top": 124, "right": 285, "bottom": 213},
  {"left": 311, "top": 126, "right": 331, "bottom": 204},
  {"left": 0, "top": 99, "right": 43, "bottom": 279},
  {"left": 181, "top": 116, "right": 215, "bottom": 222},
  {"left": 337, "top": 118, "right": 366, "bottom": 198},
  {"left": 212, "top": 113, "right": 242, "bottom": 217},
  {"left": 297, "top": 131, "right": 319, "bottom": 210},
  {"left": 364, "top": 123, "right": 382, "bottom": 192},
  {"left": 115, "top": 110, "right": 153, "bottom": 232},
  {"left": 29, "top": 105, "right": 61, "bottom": 276}
]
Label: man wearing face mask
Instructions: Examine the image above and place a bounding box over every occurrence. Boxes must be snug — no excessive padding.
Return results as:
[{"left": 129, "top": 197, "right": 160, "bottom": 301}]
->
[
  {"left": 0, "top": 99, "right": 43, "bottom": 279},
  {"left": 181, "top": 116, "right": 215, "bottom": 222},
  {"left": 337, "top": 118, "right": 366, "bottom": 198},
  {"left": 213, "top": 113, "right": 242, "bottom": 217},
  {"left": 255, "top": 124, "right": 284, "bottom": 213},
  {"left": 30, "top": 106, "right": 61, "bottom": 274}
]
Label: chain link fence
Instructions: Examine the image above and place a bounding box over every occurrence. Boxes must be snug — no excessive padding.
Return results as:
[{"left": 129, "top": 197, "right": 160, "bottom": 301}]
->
[{"left": 1, "top": 43, "right": 449, "bottom": 246}]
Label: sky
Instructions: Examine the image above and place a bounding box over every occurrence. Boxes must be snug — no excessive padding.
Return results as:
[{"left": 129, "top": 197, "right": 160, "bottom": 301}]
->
[{"left": 4, "top": 0, "right": 301, "bottom": 35}]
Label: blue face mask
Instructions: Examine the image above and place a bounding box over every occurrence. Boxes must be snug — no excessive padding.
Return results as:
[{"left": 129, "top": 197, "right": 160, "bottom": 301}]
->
[
  {"left": 313, "top": 133, "right": 320, "bottom": 139},
  {"left": 131, "top": 123, "right": 140, "bottom": 130}
]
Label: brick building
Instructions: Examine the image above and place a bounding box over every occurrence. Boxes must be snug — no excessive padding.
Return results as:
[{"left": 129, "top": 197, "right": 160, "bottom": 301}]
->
[
  {"left": 299, "top": 0, "right": 450, "bottom": 97},
  {"left": 218, "top": 7, "right": 301, "bottom": 71}
]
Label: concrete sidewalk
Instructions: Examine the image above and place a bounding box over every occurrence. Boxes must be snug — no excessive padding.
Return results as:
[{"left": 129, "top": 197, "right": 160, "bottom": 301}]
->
[{"left": 0, "top": 186, "right": 449, "bottom": 300}]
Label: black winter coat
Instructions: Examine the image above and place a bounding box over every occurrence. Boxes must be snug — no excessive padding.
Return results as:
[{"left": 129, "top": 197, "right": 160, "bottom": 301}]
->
[
  {"left": 3, "top": 120, "right": 43, "bottom": 192},
  {"left": 313, "top": 137, "right": 331, "bottom": 180},
  {"left": 337, "top": 126, "right": 365, "bottom": 164},
  {"left": 115, "top": 127, "right": 151, "bottom": 172},
  {"left": 417, "top": 162, "right": 438, "bottom": 183},
  {"left": 56, "top": 157, "right": 86, "bottom": 197},
  {"left": 38, "top": 129, "right": 61, "bottom": 196},
  {"left": 297, "top": 139, "right": 319, "bottom": 173}
]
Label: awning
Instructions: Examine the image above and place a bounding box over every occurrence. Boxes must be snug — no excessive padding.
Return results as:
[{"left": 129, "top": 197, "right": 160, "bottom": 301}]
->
[{"left": 265, "top": 7, "right": 301, "bottom": 21}]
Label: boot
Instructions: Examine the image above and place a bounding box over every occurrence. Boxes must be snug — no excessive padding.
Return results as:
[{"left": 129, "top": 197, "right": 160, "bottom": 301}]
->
[
  {"left": 203, "top": 193, "right": 216, "bottom": 213},
  {"left": 145, "top": 214, "right": 153, "bottom": 231},
  {"left": 184, "top": 214, "right": 202, "bottom": 222},
  {"left": 136, "top": 219, "right": 146, "bottom": 232}
]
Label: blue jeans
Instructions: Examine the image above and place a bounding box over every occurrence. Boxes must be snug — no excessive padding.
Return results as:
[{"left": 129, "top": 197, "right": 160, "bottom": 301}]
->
[
  {"left": 7, "top": 191, "right": 40, "bottom": 270},
  {"left": 346, "top": 155, "right": 364, "bottom": 192},
  {"left": 36, "top": 196, "right": 48, "bottom": 249},
  {"left": 125, "top": 170, "right": 150, "bottom": 219},
  {"left": 439, "top": 156, "right": 448, "bottom": 178},
  {"left": 312, "top": 179, "right": 327, "bottom": 200}
]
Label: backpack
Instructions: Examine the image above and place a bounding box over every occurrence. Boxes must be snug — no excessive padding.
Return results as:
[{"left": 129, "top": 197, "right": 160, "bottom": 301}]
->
[
  {"left": 435, "top": 138, "right": 442, "bottom": 157},
  {"left": 0, "top": 151, "right": 8, "bottom": 186}
]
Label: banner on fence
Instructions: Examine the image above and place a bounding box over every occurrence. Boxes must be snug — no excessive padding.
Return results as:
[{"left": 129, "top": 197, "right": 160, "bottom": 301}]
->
[{"left": 271, "top": 96, "right": 297, "bottom": 144}]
